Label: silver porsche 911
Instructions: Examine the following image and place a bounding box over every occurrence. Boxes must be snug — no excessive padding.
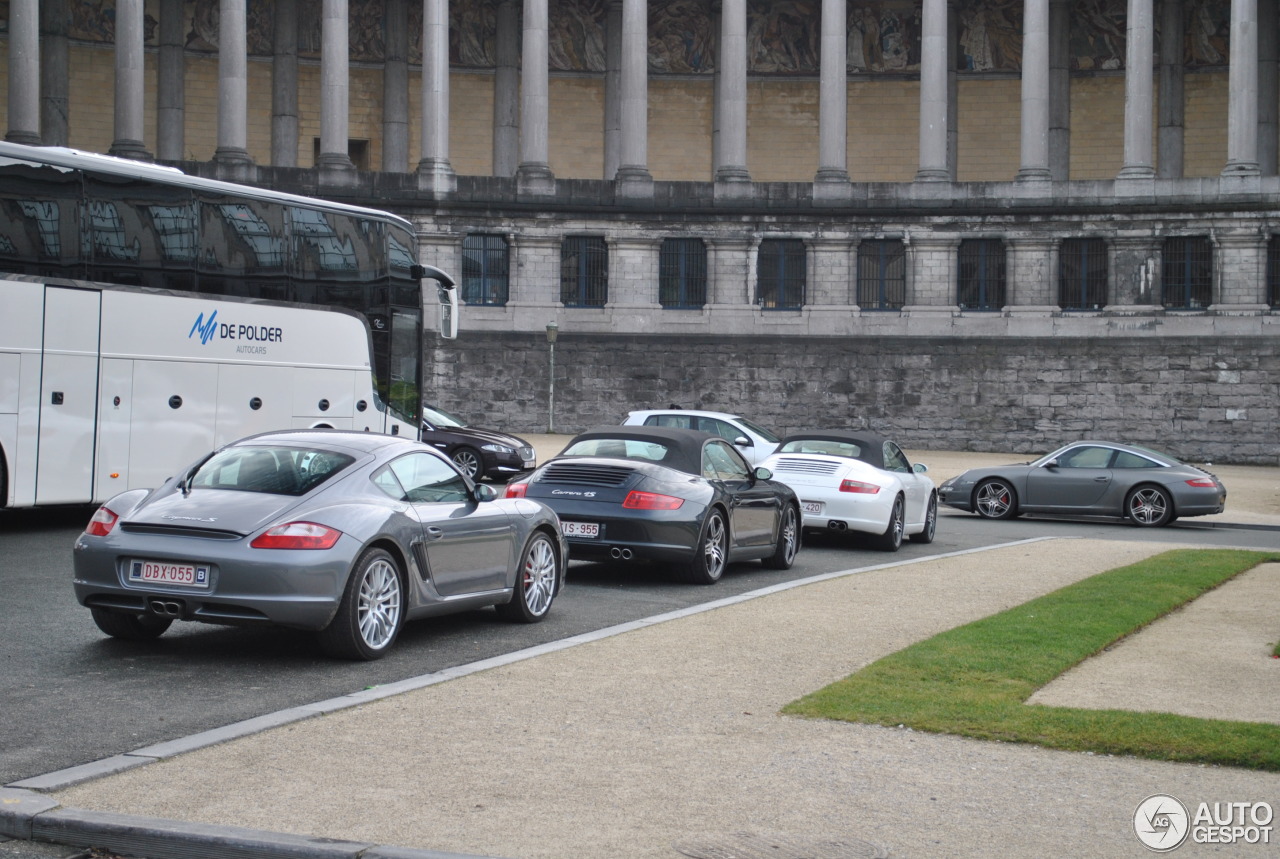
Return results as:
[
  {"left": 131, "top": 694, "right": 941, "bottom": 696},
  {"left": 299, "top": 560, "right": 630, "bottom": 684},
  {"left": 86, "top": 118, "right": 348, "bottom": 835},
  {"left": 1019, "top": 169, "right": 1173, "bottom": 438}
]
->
[
  {"left": 937, "top": 440, "right": 1227, "bottom": 527},
  {"left": 73, "top": 429, "right": 566, "bottom": 660}
]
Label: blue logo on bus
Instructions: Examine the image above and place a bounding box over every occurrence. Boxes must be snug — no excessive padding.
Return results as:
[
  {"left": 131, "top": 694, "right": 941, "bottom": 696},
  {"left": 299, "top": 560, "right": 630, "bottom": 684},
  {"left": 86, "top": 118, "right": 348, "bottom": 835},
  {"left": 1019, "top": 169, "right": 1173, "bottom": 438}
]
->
[{"left": 189, "top": 310, "right": 218, "bottom": 345}]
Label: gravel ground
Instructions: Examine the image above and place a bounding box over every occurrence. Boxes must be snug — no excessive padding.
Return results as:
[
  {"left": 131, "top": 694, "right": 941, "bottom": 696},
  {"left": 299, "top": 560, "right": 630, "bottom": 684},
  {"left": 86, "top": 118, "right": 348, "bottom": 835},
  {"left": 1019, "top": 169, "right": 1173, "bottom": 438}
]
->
[{"left": 51, "top": 537, "right": 1280, "bottom": 858}]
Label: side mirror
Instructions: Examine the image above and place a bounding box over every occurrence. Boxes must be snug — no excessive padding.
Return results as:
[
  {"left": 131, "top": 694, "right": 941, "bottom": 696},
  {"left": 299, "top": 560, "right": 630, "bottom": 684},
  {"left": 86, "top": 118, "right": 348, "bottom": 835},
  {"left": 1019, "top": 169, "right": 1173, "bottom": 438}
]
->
[
  {"left": 473, "top": 483, "right": 498, "bottom": 503},
  {"left": 753, "top": 466, "right": 773, "bottom": 481},
  {"left": 913, "top": 462, "right": 929, "bottom": 474},
  {"left": 734, "top": 436, "right": 752, "bottom": 447},
  {"left": 1043, "top": 458, "right": 1060, "bottom": 469}
]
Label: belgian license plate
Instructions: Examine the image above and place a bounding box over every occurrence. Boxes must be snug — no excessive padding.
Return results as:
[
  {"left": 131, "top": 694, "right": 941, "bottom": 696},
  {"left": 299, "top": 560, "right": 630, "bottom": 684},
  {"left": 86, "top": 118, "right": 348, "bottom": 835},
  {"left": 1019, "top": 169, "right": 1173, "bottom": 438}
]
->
[
  {"left": 561, "top": 521, "right": 600, "bottom": 539},
  {"left": 129, "top": 559, "right": 211, "bottom": 588},
  {"left": 802, "top": 501, "right": 823, "bottom": 515}
]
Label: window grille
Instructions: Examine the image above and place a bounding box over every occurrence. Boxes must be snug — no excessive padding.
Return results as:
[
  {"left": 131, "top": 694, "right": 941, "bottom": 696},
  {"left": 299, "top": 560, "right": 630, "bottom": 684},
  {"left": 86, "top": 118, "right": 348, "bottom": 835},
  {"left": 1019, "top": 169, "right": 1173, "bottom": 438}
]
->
[
  {"left": 857, "top": 240, "right": 906, "bottom": 310},
  {"left": 757, "top": 239, "right": 806, "bottom": 310},
  {"left": 659, "top": 238, "right": 707, "bottom": 308},
  {"left": 957, "top": 239, "right": 1006, "bottom": 310},
  {"left": 560, "top": 236, "right": 608, "bottom": 307},
  {"left": 1161, "top": 236, "right": 1213, "bottom": 309},
  {"left": 1058, "top": 238, "right": 1108, "bottom": 310},
  {"left": 461, "top": 234, "right": 509, "bottom": 306},
  {"left": 1267, "top": 236, "right": 1280, "bottom": 309}
]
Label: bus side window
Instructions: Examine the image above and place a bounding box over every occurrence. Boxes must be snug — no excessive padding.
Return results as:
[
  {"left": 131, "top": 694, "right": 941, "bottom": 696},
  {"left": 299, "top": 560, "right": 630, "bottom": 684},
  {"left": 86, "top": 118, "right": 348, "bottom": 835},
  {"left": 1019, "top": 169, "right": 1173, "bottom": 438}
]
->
[
  {"left": 198, "top": 194, "right": 289, "bottom": 300},
  {"left": 0, "top": 157, "right": 85, "bottom": 278}
]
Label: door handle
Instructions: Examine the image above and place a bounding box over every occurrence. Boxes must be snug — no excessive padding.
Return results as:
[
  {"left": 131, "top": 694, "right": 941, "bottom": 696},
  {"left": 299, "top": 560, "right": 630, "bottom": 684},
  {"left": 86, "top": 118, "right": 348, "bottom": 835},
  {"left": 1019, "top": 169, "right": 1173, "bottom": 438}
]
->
[
  {"left": 1094, "top": 476, "right": 1110, "bottom": 482},
  {"left": 426, "top": 526, "right": 444, "bottom": 540}
]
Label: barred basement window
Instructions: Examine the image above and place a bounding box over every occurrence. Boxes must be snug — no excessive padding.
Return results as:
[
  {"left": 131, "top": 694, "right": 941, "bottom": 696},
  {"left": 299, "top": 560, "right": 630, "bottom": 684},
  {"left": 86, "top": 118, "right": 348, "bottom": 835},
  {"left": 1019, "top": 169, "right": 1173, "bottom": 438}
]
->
[
  {"left": 1058, "top": 238, "right": 1108, "bottom": 310},
  {"left": 659, "top": 238, "right": 707, "bottom": 308},
  {"left": 1267, "top": 236, "right": 1280, "bottom": 308},
  {"left": 461, "top": 234, "right": 509, "bottom": 306},
  {"left": 957, "top": 239, "right": 1006, "bottom": 311},
  {"left": 757, "top": 239, "right": 806, "bottom": 310},
  {"left": 857, "top": 240, "right": 906, "bottom": 310},
  {"left": 1161, "top": 236, "right": 1213, "bottom": 309},
  {"left": 560, "top": 236, "right": 608, "bottom": 307}
]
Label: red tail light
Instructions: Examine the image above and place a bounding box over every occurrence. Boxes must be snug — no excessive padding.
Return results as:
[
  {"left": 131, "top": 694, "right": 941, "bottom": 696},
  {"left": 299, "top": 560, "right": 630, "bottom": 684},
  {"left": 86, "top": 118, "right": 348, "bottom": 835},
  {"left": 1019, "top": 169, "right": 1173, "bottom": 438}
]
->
[
  {"left": 839, "top": 479, "right": 881, "bottom": 494},
  {"left": 504, "top": 482, "right": 529, "bottom": 499},
  {"left": 250, "top": 522, "right": 342, "bottom": 550},
  {"left": 85, "top": 506, "right": 119, "bottom": 537},
  {"left": 622, "top": 490, "right": 684, "bottom": 510},
  {"left": 1185, "top": 477, "right": 1217, "bottom": 488}
]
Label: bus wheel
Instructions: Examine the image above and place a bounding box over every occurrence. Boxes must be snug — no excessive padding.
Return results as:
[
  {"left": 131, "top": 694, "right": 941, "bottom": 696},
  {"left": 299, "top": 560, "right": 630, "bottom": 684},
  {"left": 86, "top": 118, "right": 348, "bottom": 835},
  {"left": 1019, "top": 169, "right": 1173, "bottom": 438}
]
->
[{"left": 90, "top": 607, "right": 172, "bottom": 640}]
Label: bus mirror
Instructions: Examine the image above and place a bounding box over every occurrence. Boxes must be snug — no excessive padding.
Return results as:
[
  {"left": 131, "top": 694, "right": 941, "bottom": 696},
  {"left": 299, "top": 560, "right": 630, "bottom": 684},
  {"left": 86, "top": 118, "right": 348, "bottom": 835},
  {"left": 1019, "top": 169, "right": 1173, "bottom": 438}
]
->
[
  {"left": 413, "top": 263, "right": 456, "bottom": 289},
  {"left": 438, "top": 283, "right": 458, "bottom": 340}
]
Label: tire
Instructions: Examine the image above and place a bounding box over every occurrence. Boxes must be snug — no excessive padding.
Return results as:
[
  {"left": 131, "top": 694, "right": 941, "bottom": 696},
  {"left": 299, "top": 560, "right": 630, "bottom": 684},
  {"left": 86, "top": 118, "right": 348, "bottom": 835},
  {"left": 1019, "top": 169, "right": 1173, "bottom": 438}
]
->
[
  {"left": 318, "top": 547, "right": 404, "bottom": 660},
  {"left": 495, "top": 531, "right": 560, "bottom": 622},
  {"left": 683, "top": 509, "right": 728, "bottom": 585},
  {"left": 451, "top": 447, "right": 483, "bottom": 480},
  {"left": 761, "top": 504, "right": 799, "bottom": 570},
  {"left": 1126, "top": 484, "right": 1174, "bottom": 527},
  {"left": 974, "top": 479, "right": 1019, "bottom": 520},
  {"left": 910, "top": 493, "right": 938, "bottom": 544},
  {"left": 90, "top": 607, "right": 172, "bottom": 641},
  {"left": 872, "top": 494, "right": 905, "bottom": 552}
]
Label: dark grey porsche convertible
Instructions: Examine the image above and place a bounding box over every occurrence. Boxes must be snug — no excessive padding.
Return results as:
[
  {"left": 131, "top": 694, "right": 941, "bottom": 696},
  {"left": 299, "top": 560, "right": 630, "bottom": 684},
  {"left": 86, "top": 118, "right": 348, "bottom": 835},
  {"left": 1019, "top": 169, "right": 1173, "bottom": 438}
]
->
[
  {"left": 937, "top": 440, "right": 1227, "bottom": 527},
  {"left": 504, "top": 426, "right": 801, "bottom": 584},
  {"left": 73, "top": 429, "right": 566, "bottom": 660}
]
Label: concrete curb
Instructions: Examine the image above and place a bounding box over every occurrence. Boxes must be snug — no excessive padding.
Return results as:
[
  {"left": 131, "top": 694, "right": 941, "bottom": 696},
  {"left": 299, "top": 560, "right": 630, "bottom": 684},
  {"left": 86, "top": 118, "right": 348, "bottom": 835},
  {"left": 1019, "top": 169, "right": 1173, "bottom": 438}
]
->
[{"left": 3, "top": 539, "right": 1057, "bottom": 859}]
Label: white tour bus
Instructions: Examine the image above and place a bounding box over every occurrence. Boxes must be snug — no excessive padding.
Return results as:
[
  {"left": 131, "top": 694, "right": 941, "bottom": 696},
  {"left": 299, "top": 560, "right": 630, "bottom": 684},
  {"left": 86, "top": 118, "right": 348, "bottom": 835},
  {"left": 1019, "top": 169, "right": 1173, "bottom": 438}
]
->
[{"left": 0, "top": 142, "right": 458, "bottom": 508}]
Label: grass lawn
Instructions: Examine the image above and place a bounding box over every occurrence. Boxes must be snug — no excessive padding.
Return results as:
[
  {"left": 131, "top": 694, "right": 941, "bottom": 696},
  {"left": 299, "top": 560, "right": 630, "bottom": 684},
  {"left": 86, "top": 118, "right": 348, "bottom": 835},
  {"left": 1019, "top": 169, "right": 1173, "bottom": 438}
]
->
[{"left": 782, "top": 549, "right": 1280, "bottom": 771}]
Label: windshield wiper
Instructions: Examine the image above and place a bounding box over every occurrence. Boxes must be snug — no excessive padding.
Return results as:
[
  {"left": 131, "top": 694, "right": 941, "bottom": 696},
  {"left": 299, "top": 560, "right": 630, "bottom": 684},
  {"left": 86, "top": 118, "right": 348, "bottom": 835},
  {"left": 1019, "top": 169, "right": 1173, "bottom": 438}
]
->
[{"left": 180, "top": 451, "right": 218, "bottom": 497}]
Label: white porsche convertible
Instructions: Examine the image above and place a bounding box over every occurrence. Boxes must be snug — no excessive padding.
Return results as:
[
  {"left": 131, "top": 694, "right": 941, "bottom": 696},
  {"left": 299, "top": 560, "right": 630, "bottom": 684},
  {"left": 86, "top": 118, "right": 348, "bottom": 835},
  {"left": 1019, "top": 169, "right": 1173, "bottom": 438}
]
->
[{"left": 759, "top": 430, "right": 937, "bottom": 551}]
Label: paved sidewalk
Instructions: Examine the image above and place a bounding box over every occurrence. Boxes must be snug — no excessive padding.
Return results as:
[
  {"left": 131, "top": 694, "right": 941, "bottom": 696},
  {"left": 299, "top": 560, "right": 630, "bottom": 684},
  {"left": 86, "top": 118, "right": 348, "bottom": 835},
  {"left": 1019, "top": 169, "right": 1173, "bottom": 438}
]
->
[{"left": 3, "top": 448, "right": 1278, "bottom": 859}]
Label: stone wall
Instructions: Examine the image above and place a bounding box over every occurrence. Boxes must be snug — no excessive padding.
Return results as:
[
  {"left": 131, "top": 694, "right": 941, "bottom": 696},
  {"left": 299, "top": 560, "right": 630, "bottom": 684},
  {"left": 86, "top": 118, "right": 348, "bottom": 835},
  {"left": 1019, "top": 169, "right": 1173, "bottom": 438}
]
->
[{"left": 427, "top": 331, "right": 1280, "bottom": 465}]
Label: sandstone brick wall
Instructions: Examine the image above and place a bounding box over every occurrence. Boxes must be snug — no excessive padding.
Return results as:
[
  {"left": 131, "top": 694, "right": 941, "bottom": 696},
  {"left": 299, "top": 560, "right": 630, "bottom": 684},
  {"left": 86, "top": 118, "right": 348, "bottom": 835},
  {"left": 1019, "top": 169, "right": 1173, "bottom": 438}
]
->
[
  {"left": 428, "top": 331, "right": 1280, "bottom": 465},
  {"left": 33, "top": 44, "right": 1234, "bottom": 182}
]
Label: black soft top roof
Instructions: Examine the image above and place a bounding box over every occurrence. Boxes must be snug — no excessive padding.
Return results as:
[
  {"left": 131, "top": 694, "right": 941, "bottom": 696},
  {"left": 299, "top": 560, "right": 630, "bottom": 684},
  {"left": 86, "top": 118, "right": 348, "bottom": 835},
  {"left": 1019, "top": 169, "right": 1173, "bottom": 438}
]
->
[
  {"left": 777, "top": 430, "right": 890, "bottom": 469},
  {"left": 562, "top": 425, "right": 724, "bottom": 474}
]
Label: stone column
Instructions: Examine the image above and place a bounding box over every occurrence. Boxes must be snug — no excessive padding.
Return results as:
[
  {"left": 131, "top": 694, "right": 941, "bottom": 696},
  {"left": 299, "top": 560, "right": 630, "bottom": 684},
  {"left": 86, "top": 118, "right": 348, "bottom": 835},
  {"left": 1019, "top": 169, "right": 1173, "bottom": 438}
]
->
[
  {"left": 606, "top": 237, "right": 662, "bottom": 311},
  {"left": 604, "top": 0, "right": 623, "bottom": 179},
  {"left": 517, "top": 0, "right": 556, "bottom": 196},
  {"left": 418, "top": 0, "right": 457, "bottom": 192},
  {"left": 272, "top": 0, "right": 299, "bottom": 167},
  {"left": 816, "top": 0, "right": 851, "bottom": 198},
  {"left": 39, "top": 0, "right": 70, "bottom": 146},
  {"left": 903, "top": 236, "right": 960, "bottom": 313},
  {"left": 317, "top": 0, "right": 356, "bottom": 176},
  {"left": 156, "top": 0, "right": 185, "bottom": 161},
  {"left": 213, "top": 0, "right": 252, "bottom": 174},
  {"left": 1048, "top": 0, "right": 1070, "bottom": 180},
  {"left": 1157, "top": 0, "right": 1184, "bottom": 179},
  {"left": 1260, "top": 0, "right": 1278, "bottom": 176},
  {"left": 110, "top": 0, "right": 152, "bottom": 160},
  {"left": 1223, "top": 0, "right": 1260, "bottom": 178},
  {"left": 1108, "top": 236, "right": 1161, "bottom": 309},
  {"left": 1117, "top": 0, "right": 1155, "bottom": 181},
  {"left": 1006, "top": 237, "right": 1058, "bottom": 310},
  {"left": 1016, "top": 0, "right": 1051, "bottom": 181},
  {"left": 383, "top": 0, "right": 410, "bottom": 173},
  {"left": 715, "top": 0, "right": 751, "bottom": 196},
  {"left": 5, "top": 0, "right": 41, "bottom": 144},
  {"left": 493, "top": 0, "right": 520, "bottom": 176},
  {"left": 707, "top": 238, "right": 753, "bottom": 306},
  {"left": 616, "top": 0, "right": 653, "bottom": 197},
  {"left": 1212, "top": 232, "right": 1269, "bottom": 309},
  {"left": 915, "top": 0, "right": 949, "bottom": 182}
]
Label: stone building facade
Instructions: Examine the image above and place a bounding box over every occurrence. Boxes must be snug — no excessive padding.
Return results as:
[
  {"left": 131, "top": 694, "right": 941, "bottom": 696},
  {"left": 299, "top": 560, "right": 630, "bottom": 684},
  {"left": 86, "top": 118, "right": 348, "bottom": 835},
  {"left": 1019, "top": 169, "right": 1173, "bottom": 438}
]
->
[{"left": 2, "top": 0, "right": 1278, "bottom": 462}]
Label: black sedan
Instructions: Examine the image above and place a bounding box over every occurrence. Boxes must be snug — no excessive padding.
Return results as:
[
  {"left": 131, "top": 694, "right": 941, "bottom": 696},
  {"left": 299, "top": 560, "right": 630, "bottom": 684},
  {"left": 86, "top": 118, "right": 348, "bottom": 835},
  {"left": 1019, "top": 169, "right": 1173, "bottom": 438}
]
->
[
  {"left": 937, "top": 440, "right": 1227, "bottom": 527},
  {"left": 504, "top": 426, "right": 801, "bottom": 584},
  {"left": 73, "top": 430, "right": 566, "bottom": 660},
  {"left": 421, "top": 404, "right": 537, "bottom": 481}
]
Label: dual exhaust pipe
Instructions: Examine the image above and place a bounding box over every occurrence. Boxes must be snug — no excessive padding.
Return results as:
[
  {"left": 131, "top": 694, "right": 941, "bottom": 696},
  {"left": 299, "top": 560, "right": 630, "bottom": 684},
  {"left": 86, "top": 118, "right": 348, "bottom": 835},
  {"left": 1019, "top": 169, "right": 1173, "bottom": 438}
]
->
[
  {"left": 609, "top": 547, "right": 634, "bottom": 560},
  {"left": 827, "top": 520, "right": 848, "bottom": 531},
  {"left": 149, "top": 599, "right": 184, "bottom": 617}
]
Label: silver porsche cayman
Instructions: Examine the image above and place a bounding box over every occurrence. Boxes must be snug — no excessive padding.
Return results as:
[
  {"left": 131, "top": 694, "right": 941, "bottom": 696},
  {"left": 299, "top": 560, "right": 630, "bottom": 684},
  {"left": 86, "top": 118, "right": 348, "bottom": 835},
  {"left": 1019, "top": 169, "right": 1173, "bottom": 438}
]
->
[{"left": 73, "top": 429, "right": 566, "bottom": 660}]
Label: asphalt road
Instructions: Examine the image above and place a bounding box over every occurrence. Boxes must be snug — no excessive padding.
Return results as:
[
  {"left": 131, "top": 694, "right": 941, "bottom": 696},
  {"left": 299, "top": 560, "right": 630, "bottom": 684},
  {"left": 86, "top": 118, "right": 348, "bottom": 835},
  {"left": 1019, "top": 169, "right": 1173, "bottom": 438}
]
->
[{"left": 2, "top": 502, "right": 1275, "bottom": 793}]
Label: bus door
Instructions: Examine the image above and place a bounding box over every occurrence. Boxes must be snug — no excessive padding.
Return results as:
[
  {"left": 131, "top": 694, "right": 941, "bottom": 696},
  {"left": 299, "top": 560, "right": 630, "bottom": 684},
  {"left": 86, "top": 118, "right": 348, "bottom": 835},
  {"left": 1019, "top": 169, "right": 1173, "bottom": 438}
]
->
[{"left": 36, "top": 287, "right": 100, "bottom": 504}]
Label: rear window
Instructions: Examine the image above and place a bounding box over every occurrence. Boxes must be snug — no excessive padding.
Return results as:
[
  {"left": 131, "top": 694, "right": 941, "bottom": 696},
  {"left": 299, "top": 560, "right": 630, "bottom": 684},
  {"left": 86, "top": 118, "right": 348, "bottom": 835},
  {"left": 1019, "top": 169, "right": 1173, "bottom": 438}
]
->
[
  {"left": 562, "top": 438, "right": 671, "bottom": 462},
  {"left": 779, "top": 439, "right": 865, "bottom": 459},
  {"left": 191, "top": 446, "right": 355, "bottom": 496}
]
